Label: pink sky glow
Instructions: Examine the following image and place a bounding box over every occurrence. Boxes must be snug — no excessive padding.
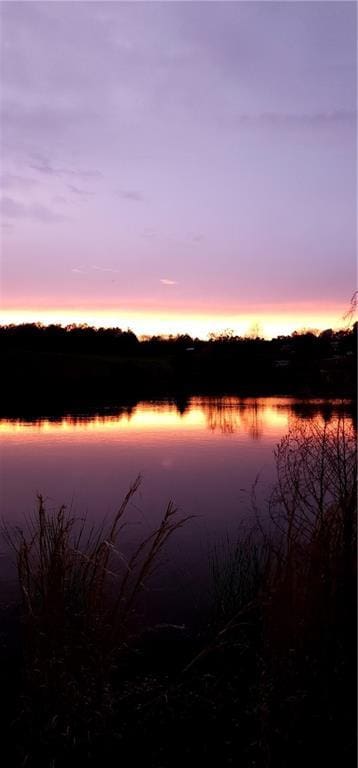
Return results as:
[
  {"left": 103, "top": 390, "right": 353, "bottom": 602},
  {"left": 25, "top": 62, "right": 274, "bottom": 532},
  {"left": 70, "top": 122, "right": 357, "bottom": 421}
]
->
[{"left": 1, "top": 2, "right": 356, "bottom": 337}]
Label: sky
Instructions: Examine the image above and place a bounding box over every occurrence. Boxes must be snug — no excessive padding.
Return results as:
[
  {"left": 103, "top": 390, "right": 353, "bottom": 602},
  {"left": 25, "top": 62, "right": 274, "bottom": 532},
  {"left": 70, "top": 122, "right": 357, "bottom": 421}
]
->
[{"left": 0, "top": 0, "right": 356, "bottom": 338}]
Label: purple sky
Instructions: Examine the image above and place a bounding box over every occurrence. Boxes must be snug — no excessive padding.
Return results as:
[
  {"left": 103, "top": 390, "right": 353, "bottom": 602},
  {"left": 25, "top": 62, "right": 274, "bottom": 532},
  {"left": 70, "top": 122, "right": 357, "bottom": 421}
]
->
[{"left": 0, "top": 1, "right": 356, "bottom": 337}]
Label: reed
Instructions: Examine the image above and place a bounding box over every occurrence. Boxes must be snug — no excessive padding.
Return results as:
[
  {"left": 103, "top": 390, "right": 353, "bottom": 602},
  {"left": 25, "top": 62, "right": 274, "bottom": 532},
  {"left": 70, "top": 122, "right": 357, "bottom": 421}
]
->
[
  {"left": 1, "top": 418, "right": 356, "bottom": 766},
  {"left": 202, "top": 417, "right": 357, "bottom": 766},
  {"left": 207, "top": 416, "right": 356, "bottom": 646},
  {"left": 261, "top": 417, "right": 357, "bottom": 649},
  {"left": 2, "top": 477, "right": 193, "bottom": 764}
]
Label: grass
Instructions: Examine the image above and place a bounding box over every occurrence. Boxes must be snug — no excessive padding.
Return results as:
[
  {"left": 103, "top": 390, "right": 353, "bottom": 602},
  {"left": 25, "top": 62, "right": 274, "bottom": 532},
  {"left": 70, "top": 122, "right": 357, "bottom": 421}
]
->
[
  {"left": 0, "top": 417, "right": 356, "bottom": 767},
  {"left": 5, "top": 475, "right": 193, "bottom": 632},
  {"left": 199, "top": 416, "right": 357, "bottom": 766},
  {"left": 2, "top": 478, "right": 193, "bottom": 766}
]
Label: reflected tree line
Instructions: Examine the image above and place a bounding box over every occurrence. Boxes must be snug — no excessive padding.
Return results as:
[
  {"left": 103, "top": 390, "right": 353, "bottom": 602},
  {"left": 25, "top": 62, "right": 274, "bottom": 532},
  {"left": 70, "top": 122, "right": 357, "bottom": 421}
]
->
[{"left": 2, "top": 397, "right": 355, "bottom": 441}]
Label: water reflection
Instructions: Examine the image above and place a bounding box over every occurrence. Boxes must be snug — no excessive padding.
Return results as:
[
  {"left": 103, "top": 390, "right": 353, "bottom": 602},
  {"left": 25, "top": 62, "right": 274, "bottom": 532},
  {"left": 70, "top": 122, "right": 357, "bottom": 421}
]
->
[
  {"left": 200, "top": 398, "right": 266, "bottom": 438},
  {"left": 0, "top": 396, "right": 353, "bottom": 441},
  {"left": 1, "top": 396, "right": 354, "bottom": 617}
]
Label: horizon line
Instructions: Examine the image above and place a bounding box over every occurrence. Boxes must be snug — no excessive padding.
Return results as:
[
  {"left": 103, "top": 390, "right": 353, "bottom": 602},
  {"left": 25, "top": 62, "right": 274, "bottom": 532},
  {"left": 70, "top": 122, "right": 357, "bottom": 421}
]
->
[{"left": 0, "top": 310, "right": 351, "bottom": 342}]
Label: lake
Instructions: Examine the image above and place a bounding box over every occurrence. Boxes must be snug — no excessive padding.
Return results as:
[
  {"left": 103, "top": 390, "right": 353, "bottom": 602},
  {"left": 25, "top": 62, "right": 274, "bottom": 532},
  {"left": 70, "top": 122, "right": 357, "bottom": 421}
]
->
[{"left": 0, "top": 396, "right": 354, "bottom": 620}]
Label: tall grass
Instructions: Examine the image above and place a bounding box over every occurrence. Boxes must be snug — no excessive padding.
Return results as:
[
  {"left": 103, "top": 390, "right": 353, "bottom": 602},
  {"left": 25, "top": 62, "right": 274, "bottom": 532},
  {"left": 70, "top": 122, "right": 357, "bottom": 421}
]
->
[
  {"left": 1, "top": 417, "right": 356, "bottom": 767},
  {"left": 261, "top": 418, "right": 357, "bottom": 649},
  {"left": 210, "top": 531, "right": 264, "bottom": 623},
  {"left": 208, "top": 416, "right": 356, "bottom": 644},
  {"left": 204, "top": 417, "right": 356, "bottom": 765},
  {"left": 2, "top": 477, "right": 193, "bottom": 765}
]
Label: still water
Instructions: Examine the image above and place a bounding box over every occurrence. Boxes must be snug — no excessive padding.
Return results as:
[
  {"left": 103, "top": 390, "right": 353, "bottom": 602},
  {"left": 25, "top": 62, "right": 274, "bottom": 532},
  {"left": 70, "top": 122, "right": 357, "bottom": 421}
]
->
[{"left": 0, "top": 397, "right": 353, "bottom": 618}]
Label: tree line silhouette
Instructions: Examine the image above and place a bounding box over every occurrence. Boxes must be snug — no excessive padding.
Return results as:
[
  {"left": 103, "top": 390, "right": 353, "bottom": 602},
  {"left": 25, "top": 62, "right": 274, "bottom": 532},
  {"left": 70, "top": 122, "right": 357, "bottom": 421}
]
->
[{"left": 1, "top": 322, "right": 356, "bottom": 413}]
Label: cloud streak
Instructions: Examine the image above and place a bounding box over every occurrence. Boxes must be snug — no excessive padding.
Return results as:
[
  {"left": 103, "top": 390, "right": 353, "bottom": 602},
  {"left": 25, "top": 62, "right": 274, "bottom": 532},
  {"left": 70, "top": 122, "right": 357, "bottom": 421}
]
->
[
  {"left": 0, "top": 174, "right": 38, "bottom": 190},
  {"left": 29, "top": 154, "right": 102, "bottom": 181},
  {"left": 68, "top": 184, "right": 94, "bottom": 197},
  {"left": 115, "top": 190, "right": 144, "bottom": 202},
  {"left": 232, "top": 109, "right": 356, "bottom": 129},
  {"left": 71, "top": 265, "right": 121, "bottom": 275},
  {"left": 1, "top": 196, "right": 69, "bottom": 223},
  {"left": 92, "top": 265, "right": 120, "bottom": 274}
]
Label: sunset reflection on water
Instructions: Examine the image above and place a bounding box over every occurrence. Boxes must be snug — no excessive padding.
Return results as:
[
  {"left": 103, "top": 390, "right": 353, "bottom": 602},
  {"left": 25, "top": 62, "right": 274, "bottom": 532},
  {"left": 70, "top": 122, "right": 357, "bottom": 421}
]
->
[
  {"left": 0, "top": 396, "right": 354, "bottom": 617},
  {"left": 0, "top": 396, "right": 346, "bottom": 442}
]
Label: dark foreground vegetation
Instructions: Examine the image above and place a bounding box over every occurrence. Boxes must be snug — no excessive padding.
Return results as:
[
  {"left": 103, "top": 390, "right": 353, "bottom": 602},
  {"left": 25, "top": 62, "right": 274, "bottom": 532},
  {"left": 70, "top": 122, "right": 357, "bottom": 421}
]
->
[
  {"left": 1, "top": 322, "right": 356, "bottom": 414},
  {"left": 0, "top": 419, "right": 356, "bottom": 767}
]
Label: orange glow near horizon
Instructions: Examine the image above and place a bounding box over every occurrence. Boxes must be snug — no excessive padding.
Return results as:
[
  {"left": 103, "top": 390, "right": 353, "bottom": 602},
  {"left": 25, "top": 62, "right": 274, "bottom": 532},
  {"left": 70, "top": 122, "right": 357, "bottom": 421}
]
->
[{"left": 0, "top": 305, "right": 346, "bottom": 339}]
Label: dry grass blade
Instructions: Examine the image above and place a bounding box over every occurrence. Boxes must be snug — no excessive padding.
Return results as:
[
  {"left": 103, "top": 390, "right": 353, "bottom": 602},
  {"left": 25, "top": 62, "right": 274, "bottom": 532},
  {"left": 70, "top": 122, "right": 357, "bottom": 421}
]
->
[{"left": 2, "top": 477, "right": 192, "bottom": 655}]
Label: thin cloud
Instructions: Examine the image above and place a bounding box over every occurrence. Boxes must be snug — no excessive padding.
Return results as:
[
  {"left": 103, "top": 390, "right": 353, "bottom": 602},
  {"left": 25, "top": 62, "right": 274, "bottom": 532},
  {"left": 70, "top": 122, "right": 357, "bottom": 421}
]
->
[
  {"left": 53, "top": 195, "right": 68, "bottom": 205},
  {"left": 29, "top": 154, "right": 102, "bottom": 180},
  {"left": 141, "top": 228, "right": 156, "bottom": 239},
  {"left": 1, "top": 196, "right": 69, "bottom": 223},
  {"left": 160, "top": 278, "right": 178, "bottom": 286},
  {"left": 91, "top": 265, "right": 120, "bottom": 273},
  {"left": 233, "top": 109, "right": 356, "bottom": 128},
  {"left": 71, "top": 265, "right": 121, "bottom": 275},
  {"left": 68, "top": 184, "right": 94, "bottom": 197},
  {"left": 116, "top": 189, "right": 144, "bottom": 202},
  {"left": 0, "top": 174, "right": 38, "bottom": 190}
]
